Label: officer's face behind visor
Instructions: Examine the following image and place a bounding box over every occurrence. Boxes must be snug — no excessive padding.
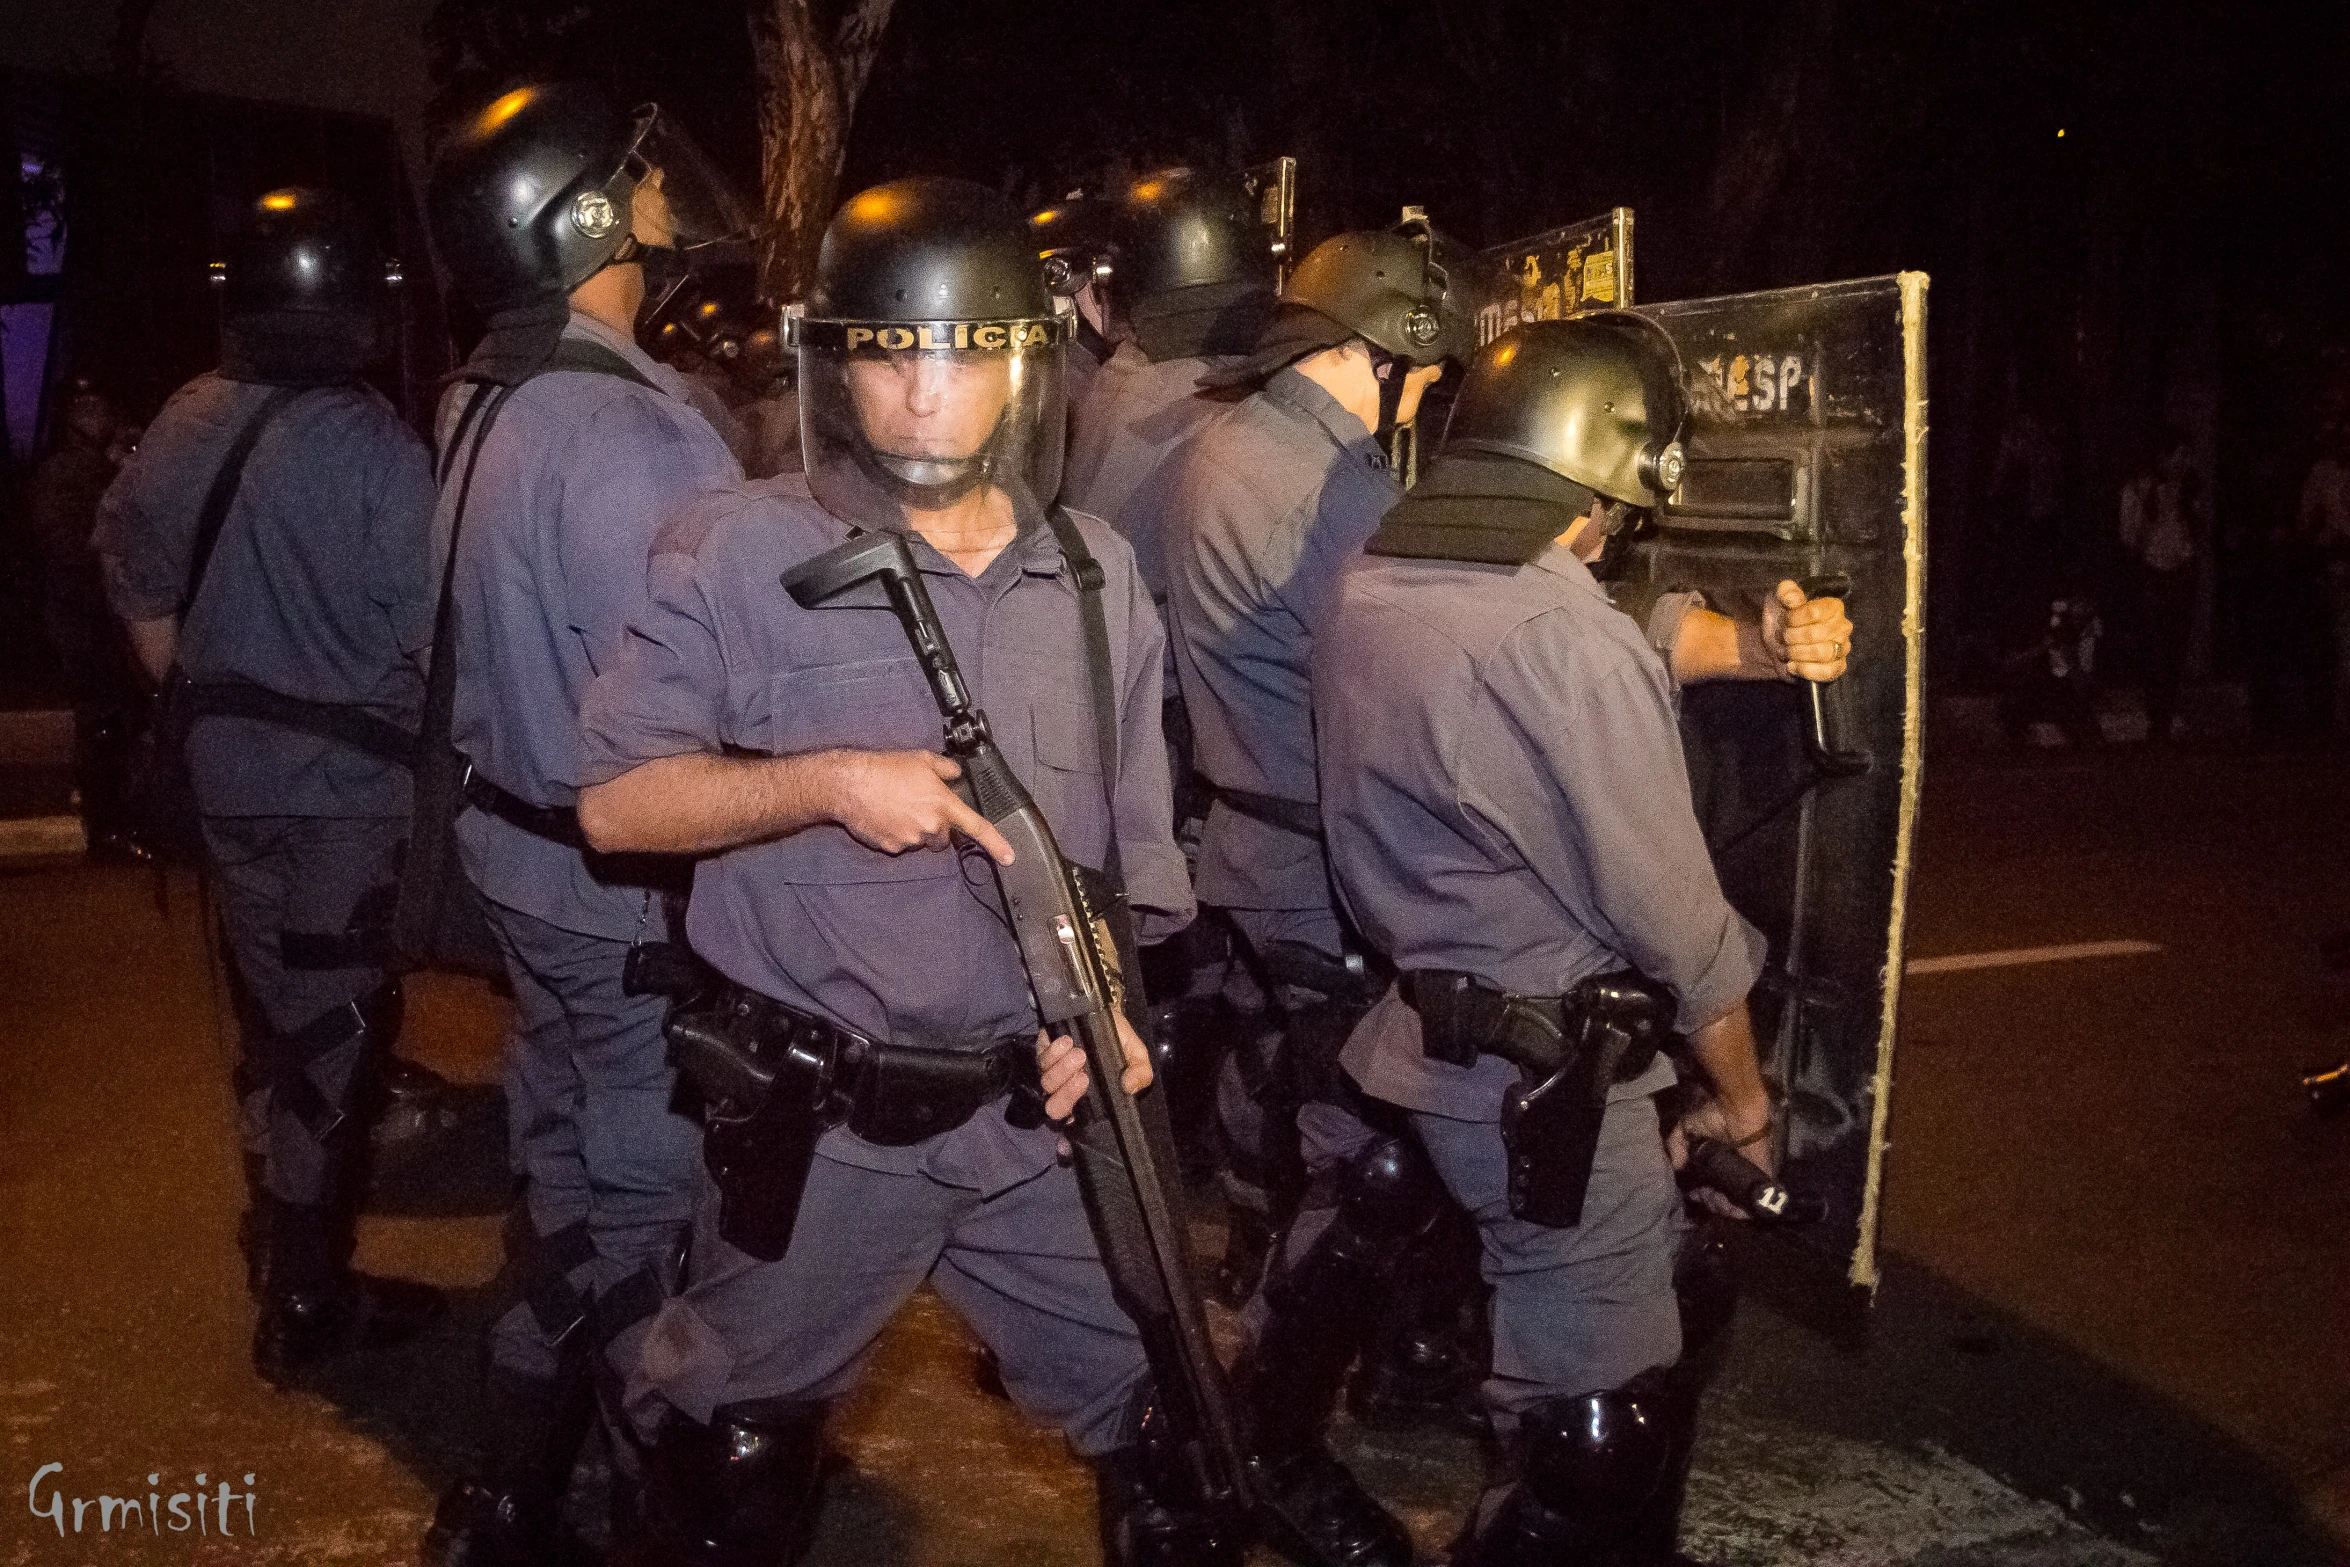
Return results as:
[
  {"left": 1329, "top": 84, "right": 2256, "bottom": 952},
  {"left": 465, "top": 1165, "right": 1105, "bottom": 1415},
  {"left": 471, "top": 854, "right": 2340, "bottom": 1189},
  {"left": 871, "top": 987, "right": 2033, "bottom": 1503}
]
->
[
  {"left": 845, "top": 346, "right": 1015, "bottom": 465},
  {"left": 796, "top": 313, "right": 1067, "bottom": 527},
  {"left": 617, "top": 107, "right": 754, "bottom": 258}
]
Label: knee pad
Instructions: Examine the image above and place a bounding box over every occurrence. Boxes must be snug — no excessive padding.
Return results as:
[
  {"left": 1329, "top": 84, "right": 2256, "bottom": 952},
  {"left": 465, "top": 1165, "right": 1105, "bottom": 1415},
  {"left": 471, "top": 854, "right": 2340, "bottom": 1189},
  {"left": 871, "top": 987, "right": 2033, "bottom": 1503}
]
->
[
  {"left": 638, "top": 1398, "right": 827, "bottom": 1567},
  {"left": 1510, "top": 1369, "right": 1692, "bottom": 1554},
  {"left": 1149, "top": 991, "right": 1238, "bottom": 1176},
  {"left": 1249, "top": 1134, "right": 1447, "bottom": 1457},
  {"left": 1266, "top": 1133, "right": 1445, "bottom": 1318}
]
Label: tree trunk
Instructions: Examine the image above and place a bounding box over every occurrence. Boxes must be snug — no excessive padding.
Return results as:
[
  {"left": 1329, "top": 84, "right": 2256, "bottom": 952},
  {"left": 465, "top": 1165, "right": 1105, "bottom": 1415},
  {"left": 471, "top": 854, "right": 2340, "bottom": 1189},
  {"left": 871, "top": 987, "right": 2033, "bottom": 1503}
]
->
[{"left": 746, "top": 0, "right": 897, "bottom": 302}]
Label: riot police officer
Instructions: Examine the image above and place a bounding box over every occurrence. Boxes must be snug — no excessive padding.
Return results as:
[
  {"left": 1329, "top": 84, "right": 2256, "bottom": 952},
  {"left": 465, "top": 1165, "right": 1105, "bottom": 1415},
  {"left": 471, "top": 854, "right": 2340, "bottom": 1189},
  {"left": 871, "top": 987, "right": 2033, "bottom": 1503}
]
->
[
  {"left": 1162, "top": 235, "right": 1856, "bottom": 1566},
  {"left": 418, "top": 83, "right": 747, "bottom": 1565},
  {"left": 92, "top": 188, "right": 445, "bottom": 1378},
  {"left": 1312, "top": 315, "right": 1838, "bottom": 1564},
  {"left": 1060, "top": 165, "right": 1284, "bottom": 595},
  {"left": 1029, "top": 188, "right": 1119, "bottom": 415},
  {"left": 574, "top": 176, "right": 1227, "bottom": 1566},
  {"left": 1149, "top": 224, "right": 1465, "bottom": 1567}
]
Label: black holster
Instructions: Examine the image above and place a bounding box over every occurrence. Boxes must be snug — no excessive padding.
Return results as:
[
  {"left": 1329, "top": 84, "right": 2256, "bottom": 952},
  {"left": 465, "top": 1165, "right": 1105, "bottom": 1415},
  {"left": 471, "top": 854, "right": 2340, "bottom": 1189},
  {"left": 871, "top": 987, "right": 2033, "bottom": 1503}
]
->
[
  {"left": 1406, "top": 968, "right": 1674, "bottom": 1228},
  {"left": 666, "top": 982, "right": 1040, "bottom": 1262}
]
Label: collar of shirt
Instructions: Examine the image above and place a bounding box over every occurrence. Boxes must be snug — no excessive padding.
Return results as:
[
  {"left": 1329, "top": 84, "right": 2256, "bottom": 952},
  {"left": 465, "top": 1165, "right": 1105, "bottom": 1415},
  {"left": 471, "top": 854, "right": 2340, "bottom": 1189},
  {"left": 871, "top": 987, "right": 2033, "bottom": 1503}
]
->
[
  {"left": 823, "top": 496, "right": 1072, "bottom": 596},
  {"left": 564, "top": 309, "right": 691, "bottom": 402},
  {"left": 1519, "top": 538, "right": 1614, "bottom": 604},
  {"left": 1261, "top": 365, "right": 1387, "bottom": 471}
]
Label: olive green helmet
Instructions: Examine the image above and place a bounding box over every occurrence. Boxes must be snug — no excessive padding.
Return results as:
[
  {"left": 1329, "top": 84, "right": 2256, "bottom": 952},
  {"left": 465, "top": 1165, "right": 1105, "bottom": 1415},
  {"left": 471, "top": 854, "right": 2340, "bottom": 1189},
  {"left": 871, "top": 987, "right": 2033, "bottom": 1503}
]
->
[
  {"left": 1444, "top": 312, "right": 1687, "bottom": 506},
  {"left": 1283, "top": 227, "right": 1472, "bottom": 366}
]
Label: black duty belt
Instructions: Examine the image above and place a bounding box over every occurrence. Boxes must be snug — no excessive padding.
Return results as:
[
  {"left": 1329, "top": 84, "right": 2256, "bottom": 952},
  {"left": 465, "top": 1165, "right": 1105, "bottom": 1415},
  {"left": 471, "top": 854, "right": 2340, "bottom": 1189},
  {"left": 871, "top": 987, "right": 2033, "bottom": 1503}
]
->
[
  {"left": 1211, "top": 784, "right": 1322, "bottom": 840},
  {"left": 460, "top": 760, "right": 586, "bottom": 850},
  {"left": 672, "top": 978, "right": 1046, "bottom": 1147},
  {"left": 1402, "top": 966, "right": 1677, "bottom": 1228},
  {"left": 1399, "top": 967, "right": 1671, "bottom": 1082}
]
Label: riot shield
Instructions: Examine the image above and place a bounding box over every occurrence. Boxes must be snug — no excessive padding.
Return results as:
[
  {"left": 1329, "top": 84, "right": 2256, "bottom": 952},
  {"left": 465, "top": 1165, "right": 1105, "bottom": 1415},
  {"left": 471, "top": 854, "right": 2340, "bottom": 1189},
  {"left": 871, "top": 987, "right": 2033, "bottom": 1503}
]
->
[
  {"left": 1466, "top": 206, "right": 1635, "bottom": 344},
  {"left": 1609, "top": 273, "right": 1928, "bottom": 1303},
  {"left": 1242, "top": 156, "right": 1298, "bottom": 286},
  {"left": 1392, "top": 207, "right": 1636, "bottom": 481}
]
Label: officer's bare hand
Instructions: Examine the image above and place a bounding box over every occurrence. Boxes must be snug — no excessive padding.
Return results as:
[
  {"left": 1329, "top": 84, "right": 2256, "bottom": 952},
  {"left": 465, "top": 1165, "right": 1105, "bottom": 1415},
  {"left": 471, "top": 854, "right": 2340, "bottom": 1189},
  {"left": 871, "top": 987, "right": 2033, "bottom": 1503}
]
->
[
  {"left": 1036, "top": 1012, "right": 1155, "bottom": 1132},
  {"left": 1670, "top": 1092, "right": 1778, "bottom": 1221},
  {"left": 823, "top": 749, "right": 1015, "bottom": 864},
  {"left": 1394, "top": 362, "right": 1445, "bottom": 428},
  {"left": 1762, "top": 580, "right": 1853, "bottom": 683}
]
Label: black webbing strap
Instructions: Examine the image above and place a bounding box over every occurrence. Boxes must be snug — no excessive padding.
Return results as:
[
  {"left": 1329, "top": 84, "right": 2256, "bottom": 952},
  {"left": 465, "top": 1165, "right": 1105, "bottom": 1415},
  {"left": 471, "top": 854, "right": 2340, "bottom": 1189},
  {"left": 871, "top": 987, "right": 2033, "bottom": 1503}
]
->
[
  {"left": 461, "top": 764, "right": 586, "bottom": 849},
  {"left": 181, "top": 681, "right": 418, "bottom": 766},
  {"left": 281, "top": 884, "right": 398, "bottom": 972},
  {"left": 1212, "top": 783, "right": 1323, "bottom": 839},
  {"left": 1043, "top": 508, "right": 1124, "bottom": 880},
  {"left": 280, "top": 928, "right": 385, "bottom": 971},
  {"left": 180, "top": 385, "right": 306, "bottom": 619},
  {"left": 543, "top": 335, "right": 661, "bottom": 391},
  {"left": 521, "top": 1219, "right": 599, "bottom": 1343},
  {"left": 263, "top": 994, "right": 371, "bottom": 1140},
  {"left": 590, "top": 1266, "right": 665, "bottom": 1350}
]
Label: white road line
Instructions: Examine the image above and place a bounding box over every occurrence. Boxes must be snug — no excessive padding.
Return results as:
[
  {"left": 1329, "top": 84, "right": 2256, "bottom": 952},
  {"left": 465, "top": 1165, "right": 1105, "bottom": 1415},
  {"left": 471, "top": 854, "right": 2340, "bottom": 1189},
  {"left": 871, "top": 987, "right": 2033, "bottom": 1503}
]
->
[{"left": 1905, "top": 940, "right": 2161, "bottom": 976}]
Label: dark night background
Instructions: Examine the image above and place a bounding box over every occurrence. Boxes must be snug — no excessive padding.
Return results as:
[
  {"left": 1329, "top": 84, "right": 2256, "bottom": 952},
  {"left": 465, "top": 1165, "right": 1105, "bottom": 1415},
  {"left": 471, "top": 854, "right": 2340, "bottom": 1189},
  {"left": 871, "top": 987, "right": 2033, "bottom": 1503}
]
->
[
  {"left": 1, "top": 8, "right": 2347, "bottom": 1562},
  {"left": 7, "top": 0, "right": 2350, "bottom": 690}
]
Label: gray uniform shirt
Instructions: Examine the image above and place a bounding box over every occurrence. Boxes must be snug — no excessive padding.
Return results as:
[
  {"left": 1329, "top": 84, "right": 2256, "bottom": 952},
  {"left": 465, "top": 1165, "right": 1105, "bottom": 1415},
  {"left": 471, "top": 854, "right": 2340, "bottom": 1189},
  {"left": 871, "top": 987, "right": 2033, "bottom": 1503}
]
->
[
  {"left": 1062, "top": 341, "right": 1240, "bottom": 601},
  {"left": 445, "top": 311, "right": 741, "bottom": 939},
  {"left": 1314, "top": 542, "right": 1766, "bottom": 1122},
  {"left": 578, "top": 476, "right": 1192, "bottom": 1182},
  {"left": 1163, "top": 366, "right": 1399, "bottom": 922},
  {"left": 95, "top": 373, "right": 435, "bottom": 818}
]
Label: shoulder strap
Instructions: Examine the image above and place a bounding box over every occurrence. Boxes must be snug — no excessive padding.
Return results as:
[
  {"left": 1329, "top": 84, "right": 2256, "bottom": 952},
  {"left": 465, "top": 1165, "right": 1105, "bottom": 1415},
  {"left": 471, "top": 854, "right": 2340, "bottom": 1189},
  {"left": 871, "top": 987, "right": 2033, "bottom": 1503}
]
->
[
  {"left": 179, "top": 385, "right": 306, "bottom": 617},
  {"left": 181, "top": 680, "right": 418, "bottom": 765},
  {"left": 419, "top": 381, "right": 520, "bottom": 753},
  {"left": 544, "top": 336, "right": 662, "bottom": 391},
  {"left": 1044, "top": 506, "right": 1124, "bottom": 877}
]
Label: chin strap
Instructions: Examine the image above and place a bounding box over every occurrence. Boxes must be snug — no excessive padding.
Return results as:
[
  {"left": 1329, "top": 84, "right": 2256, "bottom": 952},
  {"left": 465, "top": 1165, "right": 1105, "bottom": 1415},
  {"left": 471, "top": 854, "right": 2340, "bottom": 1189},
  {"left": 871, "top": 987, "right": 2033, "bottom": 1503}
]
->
[{"left": 1371, "top": 347, "right": 1410, "bottom": 438}]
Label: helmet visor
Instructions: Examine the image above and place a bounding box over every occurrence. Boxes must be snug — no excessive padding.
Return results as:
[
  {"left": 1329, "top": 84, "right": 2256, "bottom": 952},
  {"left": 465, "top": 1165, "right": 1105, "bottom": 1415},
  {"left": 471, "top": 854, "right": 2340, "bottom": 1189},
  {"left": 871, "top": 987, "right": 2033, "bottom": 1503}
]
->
[
  {"left": 622, "top": 107, "right": 757, "bottom": 257},
  {"left": 792, "top": 312, "right": 1069, "bottom": 529}
]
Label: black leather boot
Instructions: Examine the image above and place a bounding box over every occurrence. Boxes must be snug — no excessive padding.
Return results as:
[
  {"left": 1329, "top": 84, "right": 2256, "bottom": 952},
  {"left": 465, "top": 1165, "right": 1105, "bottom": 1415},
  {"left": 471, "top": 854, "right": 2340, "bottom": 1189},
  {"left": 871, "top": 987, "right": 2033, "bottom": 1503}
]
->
[
  {"left": 1239, "top": 1135, "right": 1436, "bottom": 1567},
  {"left": 1347, "top": 1207, "right": 1486, "bottom": 1437},
  {"left": 422, "top": 1362, "right": 598, "bottom": 1566},
  {"left": 621, "top": 1398, "right": 827, "bottom": 1567},
  {"left": 1095, "top": 1400, "right": 1259, "bottom": 1567},
  {"left": 252, "top": 1200, "right": 445, "bottom": 1385}
]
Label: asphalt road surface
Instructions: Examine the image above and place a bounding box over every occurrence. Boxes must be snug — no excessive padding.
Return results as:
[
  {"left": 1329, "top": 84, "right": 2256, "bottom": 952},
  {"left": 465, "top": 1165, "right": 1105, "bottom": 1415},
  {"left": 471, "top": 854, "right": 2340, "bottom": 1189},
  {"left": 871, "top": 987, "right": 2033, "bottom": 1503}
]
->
[{"left": 0, "top": 739, "right": 2341, "bottom": 1566}]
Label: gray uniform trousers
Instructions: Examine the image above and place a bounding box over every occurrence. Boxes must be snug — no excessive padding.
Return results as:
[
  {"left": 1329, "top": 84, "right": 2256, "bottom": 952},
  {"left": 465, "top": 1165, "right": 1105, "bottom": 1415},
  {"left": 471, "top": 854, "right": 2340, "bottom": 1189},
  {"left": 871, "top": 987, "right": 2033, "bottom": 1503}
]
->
[
  {"left": 1248, "top": 1095, "right": 1684, "bottom": 1439},
  {"left": 481, "top": 900, "right": 704, "bottom": 1382},
  {"left": 626, "top": 1145, "right": 1150, "bottom": 1459},
  {"left": 202, "top": 814, "right": 403, "bottom": 1206}
]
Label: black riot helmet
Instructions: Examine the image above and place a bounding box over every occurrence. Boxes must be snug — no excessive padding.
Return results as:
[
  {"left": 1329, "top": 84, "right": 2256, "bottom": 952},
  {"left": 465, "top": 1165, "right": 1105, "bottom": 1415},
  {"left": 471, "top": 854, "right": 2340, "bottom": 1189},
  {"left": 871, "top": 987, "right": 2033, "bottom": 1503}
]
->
[
  {"left": 1028, "top": 191, "right": 1116, "bottom": 303},
  {"left": 790, "top": 177, "right": 1072, "bottom": 522},
  {"left": 1368, "top": 315, "right": 1687, "bottom": 566},
  {"left": 1203, "top": 225, "right": 1470, "bottom": 391},
  {"left": 1445, "top": 313, "right": 1687, "bottom": 506},
  {"left": 1286, "top": 227, "right": 1472, "bottom": 366},
  {"left": 428, "top": 83, "right": 752, "bottom": 314},
  {"left": 1110, "top": 165, "right": 1288, "bottom": 361},
  {"left": 212, "top": 187, "right": 393, "bottom": 383}
]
